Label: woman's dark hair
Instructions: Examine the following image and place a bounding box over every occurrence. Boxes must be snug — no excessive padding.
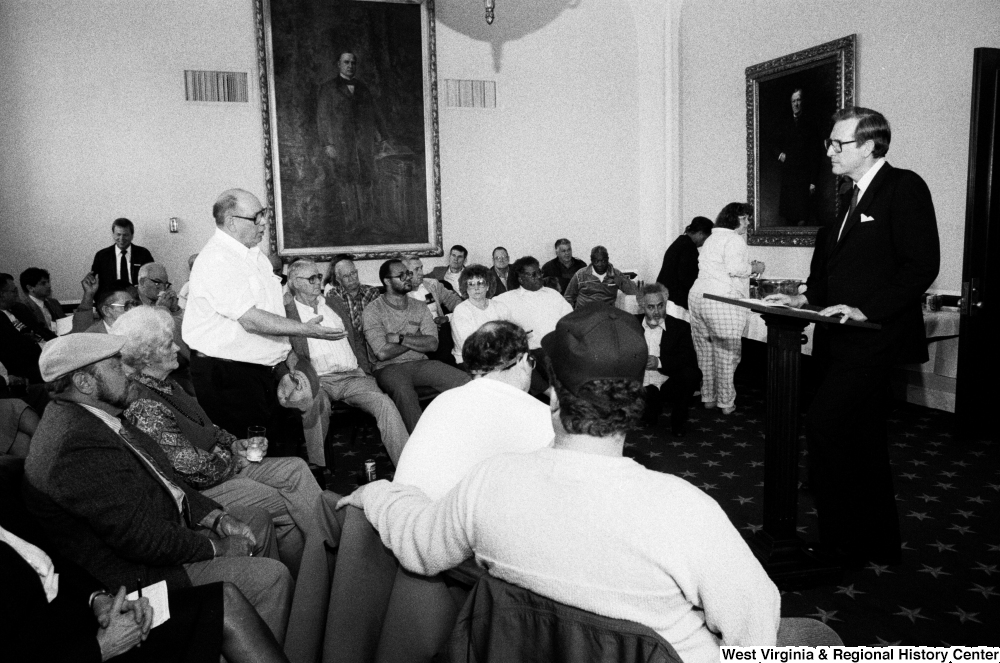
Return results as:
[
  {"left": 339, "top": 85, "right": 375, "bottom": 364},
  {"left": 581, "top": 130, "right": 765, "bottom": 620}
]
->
[
  {"left": 714, "top": 203, "right": 753, "bottom": 230},
  {"left": 463, "top": 321, "right": 529, "bottom": 374},
  {"left": 459, "top": 264, "right": 492, "bottom": 298},
  {"left": 543, "top": 355, "right": 645, "bottom": 437},
  {"left": 684, "top": 216, "right": 714, "bottom": 236}
]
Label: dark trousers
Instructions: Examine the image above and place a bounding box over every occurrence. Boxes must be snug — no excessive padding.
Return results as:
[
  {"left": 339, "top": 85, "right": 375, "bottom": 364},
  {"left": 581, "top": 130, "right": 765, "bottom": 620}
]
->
[
  {"left": 643, "top": 364, "right": 701, "bottom": 429},
  {"left": 190, "top": 352, "right": 299, "bottom": 456},
  {"left": 806, "top": 358, "right": 901, "bottom": 562}
]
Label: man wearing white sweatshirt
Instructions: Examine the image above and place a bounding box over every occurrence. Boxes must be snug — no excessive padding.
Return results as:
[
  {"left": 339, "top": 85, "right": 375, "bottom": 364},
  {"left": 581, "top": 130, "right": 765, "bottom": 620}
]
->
[{"left": 341, "top": 303, "right": 838, "bottom": 661}]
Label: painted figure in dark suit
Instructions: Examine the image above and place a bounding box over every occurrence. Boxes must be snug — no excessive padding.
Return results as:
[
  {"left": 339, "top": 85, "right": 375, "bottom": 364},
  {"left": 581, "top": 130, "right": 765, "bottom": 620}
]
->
[
  {"left": 772, "top": 88, "right": 824, "bottom": 226},
  {"left": 767, "top": 106, "right": 940, "bottom": 567},
  {"left": 90, "top": 218, "right": 154, "bottom": 294},
  {"left": 317, "top": 51, "right": 390, "bottom": 234}
]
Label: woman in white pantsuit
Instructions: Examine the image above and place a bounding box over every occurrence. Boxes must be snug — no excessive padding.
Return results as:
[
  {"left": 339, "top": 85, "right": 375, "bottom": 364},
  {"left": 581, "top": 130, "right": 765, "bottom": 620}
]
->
[{"left": 688, "top": 203, "right": 764, "bottom": 414}]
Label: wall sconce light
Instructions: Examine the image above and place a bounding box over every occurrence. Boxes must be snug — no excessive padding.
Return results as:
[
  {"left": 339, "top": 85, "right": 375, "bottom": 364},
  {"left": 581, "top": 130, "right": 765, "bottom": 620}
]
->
[
  {"left": 169, "top": 217, "right": 179, "bottom": 233},
  {"left": 484, "top": 0, "right": 495, "bottom": 24}
]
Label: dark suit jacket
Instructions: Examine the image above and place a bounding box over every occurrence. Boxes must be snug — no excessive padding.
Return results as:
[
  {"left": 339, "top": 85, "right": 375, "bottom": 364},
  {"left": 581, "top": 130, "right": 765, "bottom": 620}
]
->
[
  {"left": 488, "top": 267, "right": 518, "bottom": 297},
  {"left": 656, "top": 235, "right": 700, "bottom": 310},
  {"left": 634, "top": 314, "right": 700, "bottom": 380},
  {"left": 23, "top": 400, "right": 219, "bottom": 592},
  {"left": 806, "top": 164, "right": 939, "bottom": 366},
  {"left": 17, "top": 296, "right": 65, "bottom": 337},
  {"left": 0, "top": 312, "right": 43, "bottom": 382},
  {"left": 90, "top": 243, "right": 154, "bottom": 291}
]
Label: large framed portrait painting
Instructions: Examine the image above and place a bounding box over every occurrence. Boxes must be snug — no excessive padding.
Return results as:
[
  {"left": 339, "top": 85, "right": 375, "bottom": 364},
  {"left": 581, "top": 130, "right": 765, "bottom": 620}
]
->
[
  {"left": 255, "top": 0, "right": 442, "bottom": 259},
  {"left": 746, "top": 35, "right": 856, "bottom": 246}
]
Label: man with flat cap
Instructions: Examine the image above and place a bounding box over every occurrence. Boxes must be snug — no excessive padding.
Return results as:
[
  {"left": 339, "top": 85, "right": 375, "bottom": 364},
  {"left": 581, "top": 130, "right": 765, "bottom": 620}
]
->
[
  {"left": 23, "top": 333, "right": 294, "bottom": 645},
  {"left": 339, "top": 303, "right": 837, "bottom": 660}
]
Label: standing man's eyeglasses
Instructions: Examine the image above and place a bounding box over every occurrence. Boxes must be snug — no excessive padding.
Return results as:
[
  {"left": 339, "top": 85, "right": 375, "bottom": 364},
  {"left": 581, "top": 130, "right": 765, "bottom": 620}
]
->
[
  {"left": 231, "top": 207, "right": 273, "bottom": 225},
  {"left": 824, "top": 139, "right": 857, "bottom": 153}
]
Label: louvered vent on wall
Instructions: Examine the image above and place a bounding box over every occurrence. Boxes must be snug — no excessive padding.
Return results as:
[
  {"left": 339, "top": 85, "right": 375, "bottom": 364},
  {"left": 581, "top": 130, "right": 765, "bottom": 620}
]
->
[
  {"left": 443, "top": 79, "right": 496, "bottom": 108},
  {"left": 184, "top": 70, "right": 249, "bottom": 102}
]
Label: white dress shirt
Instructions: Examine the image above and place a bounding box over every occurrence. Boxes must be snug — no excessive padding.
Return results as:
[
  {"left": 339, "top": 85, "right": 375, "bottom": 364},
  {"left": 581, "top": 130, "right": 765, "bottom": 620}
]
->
[
  {"left": 181, "top": 229, "right": 290, "bottom": 366},
  {"left": 116, "top": 247, "right": 132, "bottom": 282},
  {"left": 294, "top": 298, "right": 357, "bottom": 375},
  {"left": 837, "top": 158, "right": 887, "bottom": 241},
  {"left": 642, "top": 317, "right": 668, "bottom": 388}
]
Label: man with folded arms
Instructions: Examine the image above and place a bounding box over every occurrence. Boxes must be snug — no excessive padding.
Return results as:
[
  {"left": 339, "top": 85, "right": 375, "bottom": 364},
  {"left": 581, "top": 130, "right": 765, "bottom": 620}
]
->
[
  {"left": 23, "top": 333, "right": 293, "bottom": 644},
  {"left": 362, "top": 259, "right": 469, "bottom": 433},
  {"left": 342, "top": 303, "right": 840, "bottom": 662}
]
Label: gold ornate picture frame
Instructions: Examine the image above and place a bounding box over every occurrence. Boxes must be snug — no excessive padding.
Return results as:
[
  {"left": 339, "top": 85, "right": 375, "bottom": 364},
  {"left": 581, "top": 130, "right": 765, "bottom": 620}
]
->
[
  {"left": 746, "top": 35, "right": 856, "bottom": 247},
  {"left": 255, "top": 0, "right": 442, "bottom": 260}
]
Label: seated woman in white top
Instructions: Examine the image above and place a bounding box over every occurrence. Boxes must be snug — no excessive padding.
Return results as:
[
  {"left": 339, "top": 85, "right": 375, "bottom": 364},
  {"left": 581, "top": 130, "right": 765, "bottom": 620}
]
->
[
  {"left": 449, "top": 265, "right": 510, "bottom": 367},
  {"left": 687, "top": 202, "right": 764, "bottom": 415}
]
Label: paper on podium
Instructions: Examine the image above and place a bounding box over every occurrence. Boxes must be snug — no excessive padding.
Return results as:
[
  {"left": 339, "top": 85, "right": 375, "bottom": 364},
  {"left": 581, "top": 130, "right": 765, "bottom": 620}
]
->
[
  {"left": 739, "top": 298, "right": 790, "bottom": 308},
  {"left": 127, "top": 580, "right": 170, "bottom": 628}
]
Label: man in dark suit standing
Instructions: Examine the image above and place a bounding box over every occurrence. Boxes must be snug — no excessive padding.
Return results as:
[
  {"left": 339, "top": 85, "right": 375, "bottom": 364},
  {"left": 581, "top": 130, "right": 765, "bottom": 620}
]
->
[
  {"left": 90, "top": 218, "right": 154, "bottom": 294},
  {"left": 767, "top": 106, "right": 940, "bottom": 568}
]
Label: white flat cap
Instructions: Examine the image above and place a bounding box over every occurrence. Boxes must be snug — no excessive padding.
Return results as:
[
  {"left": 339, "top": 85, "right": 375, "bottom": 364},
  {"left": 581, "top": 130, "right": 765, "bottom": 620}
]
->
[{"left": 39, "top": 333, "right": 126, "bottom": 382}]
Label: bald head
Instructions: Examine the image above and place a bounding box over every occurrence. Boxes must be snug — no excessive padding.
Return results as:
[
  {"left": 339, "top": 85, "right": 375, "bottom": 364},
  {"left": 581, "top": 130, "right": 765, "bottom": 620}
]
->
[{"left": 213, "top": 188, "right": 268, "bottom": 248}]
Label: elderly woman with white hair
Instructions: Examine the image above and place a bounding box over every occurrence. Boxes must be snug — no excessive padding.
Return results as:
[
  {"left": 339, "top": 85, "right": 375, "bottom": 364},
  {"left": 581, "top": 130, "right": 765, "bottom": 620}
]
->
[{"left": 112, "top": 306, "right": 343, "bottom": 662}]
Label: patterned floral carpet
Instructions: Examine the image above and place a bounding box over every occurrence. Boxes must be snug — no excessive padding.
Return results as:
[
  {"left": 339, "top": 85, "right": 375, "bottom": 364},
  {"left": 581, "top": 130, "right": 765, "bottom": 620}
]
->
[{"left": 323, "top": 378, "right": 998, "bottom": 648}]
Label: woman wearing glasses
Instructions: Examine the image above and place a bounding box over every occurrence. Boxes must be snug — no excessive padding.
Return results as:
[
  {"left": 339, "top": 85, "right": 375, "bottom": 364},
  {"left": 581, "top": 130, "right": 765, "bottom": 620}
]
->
[
  {"left": 687, "top": 202, "right": 764, "bottom": 416},
  {"left": 450, "top": 265, "right": 511, "bottom": 368}
]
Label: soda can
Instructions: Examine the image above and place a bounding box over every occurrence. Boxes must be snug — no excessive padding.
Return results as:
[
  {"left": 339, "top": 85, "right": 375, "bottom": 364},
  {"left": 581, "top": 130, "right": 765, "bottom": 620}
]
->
[{"left": 364, "top": 459, "right": 377, "bottom": 483}]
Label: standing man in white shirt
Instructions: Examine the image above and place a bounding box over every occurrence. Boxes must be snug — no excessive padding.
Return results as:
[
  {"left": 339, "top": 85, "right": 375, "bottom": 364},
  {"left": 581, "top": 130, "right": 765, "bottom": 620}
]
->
[
  {"left": 90, "top": 218, "right": 154, "bottom": 295},
  {"left": 182, "top": 188, "right": 344, "bottom": 453},
  {"left": 285, "top": 259, "right": 408, "bottom": 466}
]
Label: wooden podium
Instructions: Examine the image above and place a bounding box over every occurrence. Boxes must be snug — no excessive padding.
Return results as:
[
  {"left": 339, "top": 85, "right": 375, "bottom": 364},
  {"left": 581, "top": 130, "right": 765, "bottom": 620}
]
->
[{"left": 704, "top": 294, "right": 880, "bottom": 589}]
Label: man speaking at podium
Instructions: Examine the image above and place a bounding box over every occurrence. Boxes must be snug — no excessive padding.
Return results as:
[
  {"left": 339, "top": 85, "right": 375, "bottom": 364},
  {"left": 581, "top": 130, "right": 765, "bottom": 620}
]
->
[{"left": 767, "top": 106, "right": 939, "bottom": 568}]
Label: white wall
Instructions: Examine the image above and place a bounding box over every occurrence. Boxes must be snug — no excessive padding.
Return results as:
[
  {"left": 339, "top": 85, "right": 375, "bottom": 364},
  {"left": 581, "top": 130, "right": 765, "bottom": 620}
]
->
[
  {"left": 0, "top": 0, "right": 265, "bottom": 300},
  {"left": 679, "top": 0, "right": 1000, "bottom": 292},
  {"left": 0, "top": 0, "right": 675, "bottom": 299}
]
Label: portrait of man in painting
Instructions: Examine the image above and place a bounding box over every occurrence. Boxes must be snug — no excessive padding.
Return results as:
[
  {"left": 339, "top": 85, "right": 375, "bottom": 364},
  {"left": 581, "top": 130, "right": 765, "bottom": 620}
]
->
[
  {"left": 264, "top": 0, "right": 438, "bottom": 255},
  {"left": 756, "top": 61, "right": 840, "bottom": 230}
]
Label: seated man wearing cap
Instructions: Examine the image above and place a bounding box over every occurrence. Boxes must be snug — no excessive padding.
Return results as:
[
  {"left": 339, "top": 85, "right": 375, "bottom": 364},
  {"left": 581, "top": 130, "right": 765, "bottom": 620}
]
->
[
  {"left": 22, "top": 333, "right": 294, "bottom": 646},
  {"left": 341, "top": 303, "right": 836, "bottom": 662}
]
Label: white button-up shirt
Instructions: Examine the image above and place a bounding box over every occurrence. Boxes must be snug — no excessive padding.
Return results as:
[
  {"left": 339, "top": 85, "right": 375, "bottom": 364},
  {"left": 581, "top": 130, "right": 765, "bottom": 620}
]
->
[
  {"left": 294, "top": 298, "right": 358, "bottom": 376},
  {"left": 642, "top": 317, "right": 668, "bottom": 388},
  {"left": 182, "top": 229, "right": 290, "bottom": 366}
]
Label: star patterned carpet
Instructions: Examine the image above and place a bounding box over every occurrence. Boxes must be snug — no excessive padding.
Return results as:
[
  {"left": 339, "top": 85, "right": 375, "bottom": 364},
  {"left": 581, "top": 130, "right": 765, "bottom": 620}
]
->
[{"left": 322, "top": 378, "right": 998, "bottom": 648}]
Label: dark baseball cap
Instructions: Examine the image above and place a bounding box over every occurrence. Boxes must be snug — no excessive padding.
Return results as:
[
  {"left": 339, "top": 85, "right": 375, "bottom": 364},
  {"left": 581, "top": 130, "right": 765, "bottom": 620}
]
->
[{"left": 541, "top": 302, "right": 647, "bottom": 395}]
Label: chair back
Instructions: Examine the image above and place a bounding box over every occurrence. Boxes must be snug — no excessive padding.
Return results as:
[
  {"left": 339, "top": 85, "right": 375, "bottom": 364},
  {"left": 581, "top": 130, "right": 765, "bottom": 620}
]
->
[{"left": 435, "top": 574, "right": 682, "bottom": 663}]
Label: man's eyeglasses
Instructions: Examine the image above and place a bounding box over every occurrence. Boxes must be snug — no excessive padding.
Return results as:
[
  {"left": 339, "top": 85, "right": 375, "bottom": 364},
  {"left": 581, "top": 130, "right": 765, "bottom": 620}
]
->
[
  {"left": 296, "top": 274, "right": 323, "bottom": 284},
  {"left": 108, "top": 301, "right": 140, "bottom": 311},
  {"left": 390, "top": 271, "right": 413, "bottom": 281},
  {"left": 824, "top": 139, "right": 857, "bottom": 154},
  {"left": 231, "top": 207, "right": 273, "bottom": 225},
  {"left": 148, "top": 278, "right": 172, "bottom": 289},
  {"left": 475, "top": 352, "right": 535, "bottom": 375}
]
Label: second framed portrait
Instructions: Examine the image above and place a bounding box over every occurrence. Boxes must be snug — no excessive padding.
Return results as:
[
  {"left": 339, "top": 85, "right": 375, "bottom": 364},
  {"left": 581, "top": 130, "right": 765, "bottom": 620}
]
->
[{"left": 746, "top": 35, "right": 856, "bottom": 246}]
